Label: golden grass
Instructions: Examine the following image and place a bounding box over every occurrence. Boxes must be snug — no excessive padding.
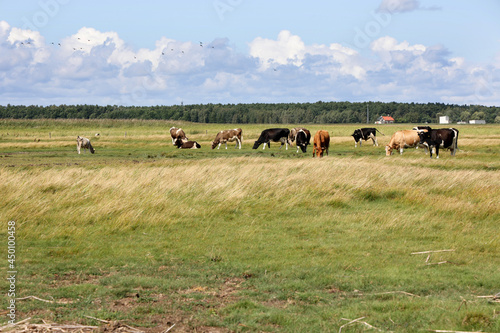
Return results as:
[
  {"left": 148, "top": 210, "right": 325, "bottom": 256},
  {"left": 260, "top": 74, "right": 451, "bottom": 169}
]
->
[{"left": 2, "top": 156, "right": 498, "bottom": 236}]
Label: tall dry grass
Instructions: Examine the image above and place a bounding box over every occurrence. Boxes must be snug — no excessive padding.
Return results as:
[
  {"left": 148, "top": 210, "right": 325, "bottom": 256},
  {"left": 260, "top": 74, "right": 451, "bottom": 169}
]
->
[{"left": 2, "top": 156, "right": 498, "bottom": 235}]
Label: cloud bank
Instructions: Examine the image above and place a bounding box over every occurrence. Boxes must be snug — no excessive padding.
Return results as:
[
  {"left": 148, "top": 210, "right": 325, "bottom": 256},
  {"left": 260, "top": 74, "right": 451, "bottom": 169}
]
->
[{"left": 0, "top": 21, "right": 498, "bottom": 106}]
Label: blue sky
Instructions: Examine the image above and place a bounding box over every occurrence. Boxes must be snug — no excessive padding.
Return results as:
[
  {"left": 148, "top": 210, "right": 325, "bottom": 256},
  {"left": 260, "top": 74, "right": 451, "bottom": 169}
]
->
[{"left": 1, "top": 0, "right": 499, "bottom": 106}]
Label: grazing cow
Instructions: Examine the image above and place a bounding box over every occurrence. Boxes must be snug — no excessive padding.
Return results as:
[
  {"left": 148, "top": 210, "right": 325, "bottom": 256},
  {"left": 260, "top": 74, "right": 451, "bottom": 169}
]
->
[
  {"left": 417, "top": 128, "right": 459, "bottom": 159},
  {"left": 289, "top": 128, "right": 311, "bottom": 153},
  {"left": 252, "top": 128, "right": 290, "bottom": 150},
  {"left": 385, "top": 130, "right": 421, "bottom": 156},
  {"left": 312, "top": 130, "right": 330, "bottom": 158},
  {"left": 76, "top": 136, "right": 95, "bottom": 154},
  {"left": 351, "top": 128, "right": 384, "bottom": 147},
  {"left": 169, "top": 127, "right": 188, "bottom": 145},
  {"left": 295, "top": 129, "right": 311, "bottom": 153},
  {"left": 212, "top": 128, "right": 242, "bottom": 149},
  {"left": 174, "top": 138, "right": 201, "bottom": 149}
]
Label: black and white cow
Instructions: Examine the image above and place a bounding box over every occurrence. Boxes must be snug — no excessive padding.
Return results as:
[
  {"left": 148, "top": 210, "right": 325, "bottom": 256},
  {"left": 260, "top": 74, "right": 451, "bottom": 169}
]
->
[
  {"left": 417, "top": 128, "right": 459, "bottom": 159},
  {"left": 412, "top": 126, "right": 432, "bottom": 131},
  {"left": 295, "top": 129, "right": 311, "bottom": 153},
  {"left": 351, "top": 128, "right": 384, "bottom": 147},
  {"left": 252, "top": 128, "right": 290, "bottom": 150}
]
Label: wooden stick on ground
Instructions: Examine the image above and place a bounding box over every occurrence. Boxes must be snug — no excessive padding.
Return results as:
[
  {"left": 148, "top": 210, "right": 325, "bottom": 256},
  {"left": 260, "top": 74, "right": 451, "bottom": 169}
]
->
[
  {"left": 339, "top": 317, "right": 365, "bottom": 333},
  {"left": 84, "top": 315, "right": 109, "bottom": 323},
  {"left": 411, "top": 249, "right": 455, "bottom": 255},
  {"left": 0, "top": 317, "right": 31, "bottom": 330},
  {"left": 16, "top": 295, "right": 74, "bottom": 304},
  {"left": 339, "top": 317, "right": 385, "bottom": 333},
  {"left": 163, "top": 323, "right": 176, "bottom": 333},
  {"left": 369, "top": 291, "right": 421, "bottom": 298},
  {"left": 426, "top": 261, "right": 451, "bottom": 266}
]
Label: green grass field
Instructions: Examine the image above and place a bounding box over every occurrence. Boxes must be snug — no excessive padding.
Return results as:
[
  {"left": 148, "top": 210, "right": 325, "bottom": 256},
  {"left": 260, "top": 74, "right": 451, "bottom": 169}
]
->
[{"left": 1, "top": 119, "right": 499, "bottom": 332}]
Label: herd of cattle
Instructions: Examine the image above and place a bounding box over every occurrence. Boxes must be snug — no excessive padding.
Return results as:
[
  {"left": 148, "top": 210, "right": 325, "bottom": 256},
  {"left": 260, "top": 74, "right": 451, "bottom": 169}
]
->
[{"left": 77, "top": 126, "right": 460, "bottom": 159}]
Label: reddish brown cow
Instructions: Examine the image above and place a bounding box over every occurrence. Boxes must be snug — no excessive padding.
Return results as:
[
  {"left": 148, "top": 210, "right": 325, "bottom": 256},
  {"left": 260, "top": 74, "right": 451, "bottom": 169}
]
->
[
  {"left": 212, "top": 128, "right": 242, "bottom": 149},
  {"left": 385, "top": 130, "right": 421, "bottom": 156},
  {"left": 312, "top": 130, "right": 330, "bottom": 158},
  {"left": 174, "top": 138, "right": 201, "bottom": 149},
  {"left": 169, "top": 127, "right": 188, "bottom": 145}
]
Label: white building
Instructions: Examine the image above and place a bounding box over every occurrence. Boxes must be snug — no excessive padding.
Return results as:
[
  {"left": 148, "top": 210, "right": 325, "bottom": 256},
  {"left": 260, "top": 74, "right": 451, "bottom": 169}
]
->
[
  {"left": 469, "top": 120, "right": 486, "bottom": 124},
  {"left": 439, "top": 116, "right": 450, "bottom": 124}
]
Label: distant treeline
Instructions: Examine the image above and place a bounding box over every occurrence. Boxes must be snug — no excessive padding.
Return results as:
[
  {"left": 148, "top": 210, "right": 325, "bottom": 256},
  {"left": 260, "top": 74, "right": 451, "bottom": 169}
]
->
[{"left": 1, "top": 102, "right": 499, "bottom": 124}]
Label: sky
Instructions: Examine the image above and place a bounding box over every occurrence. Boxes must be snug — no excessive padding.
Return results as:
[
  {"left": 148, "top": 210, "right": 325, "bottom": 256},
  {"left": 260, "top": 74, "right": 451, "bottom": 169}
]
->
[{"left": 0, "top": 0, "right": 499, "bottom": 106}]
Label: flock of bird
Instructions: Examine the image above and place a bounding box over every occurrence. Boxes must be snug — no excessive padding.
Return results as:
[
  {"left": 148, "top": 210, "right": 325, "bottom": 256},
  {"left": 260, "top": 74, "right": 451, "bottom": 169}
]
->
[{"left": 15, "top": 36, "right": 218, "bottom": 61}]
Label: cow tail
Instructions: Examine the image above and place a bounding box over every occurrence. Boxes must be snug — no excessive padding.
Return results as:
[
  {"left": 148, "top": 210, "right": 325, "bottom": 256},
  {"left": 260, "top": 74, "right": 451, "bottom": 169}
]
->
[{"left": 376, "top": 128, "right": 385, "bottom": 136}]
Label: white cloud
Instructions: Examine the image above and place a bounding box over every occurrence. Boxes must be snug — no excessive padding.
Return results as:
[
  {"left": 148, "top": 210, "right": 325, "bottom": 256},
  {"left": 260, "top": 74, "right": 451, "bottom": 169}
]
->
[
  {"left": 378, "top": 0, "right": 420, "bottom": 13},
  {"left": 0, "top": 22, "right": 498, "bottom": 106},
  {"left": 249, "top": 30, "right": 366, "bottom": 80},
  {"left": 377, "top": 0, "right": 441, "bottom": 13},
  {"left": 249, "top": 30, "right": 306, "bottom": 69}
]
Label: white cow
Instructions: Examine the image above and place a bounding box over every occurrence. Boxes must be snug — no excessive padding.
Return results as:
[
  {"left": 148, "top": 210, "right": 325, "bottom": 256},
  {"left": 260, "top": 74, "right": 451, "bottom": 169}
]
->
[{"left": 77, "top": 136, "right": 95, "bottom": 154}]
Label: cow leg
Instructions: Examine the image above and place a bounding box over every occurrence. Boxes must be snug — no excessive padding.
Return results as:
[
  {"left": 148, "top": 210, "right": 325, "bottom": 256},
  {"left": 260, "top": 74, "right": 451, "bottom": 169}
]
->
[
  {"left": 237, "top": 138, "right": 241, "bottom": 149},
  {"left": 399, "top": 147, "right": 404, "bottom": 155},
  {"left": 358, "top": 140, "right": 361, "bottom": 147},
  {"left": 435, "top": 146, "right": 440, "bottom": 159},
  {"left": 225, "top": 142, "right": 228, "bottom": 149}
]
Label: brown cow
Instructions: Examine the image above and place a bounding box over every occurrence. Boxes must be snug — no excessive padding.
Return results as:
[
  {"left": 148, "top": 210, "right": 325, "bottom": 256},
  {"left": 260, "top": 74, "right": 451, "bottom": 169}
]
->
[
  {"left": 385, "top": 130, "right": 421, "bottom": 156},
  {"left": 312, "top": 130, "right": 330, "bottom": 158},
  {"left": 211, "top": 128, "right": 242, "bottom": 149},
  {"left": 170, "top": 127, "right": 188, "bottom": 145},
  {"left": 174, "top": 138, "right": 201, "bottom": 149}
]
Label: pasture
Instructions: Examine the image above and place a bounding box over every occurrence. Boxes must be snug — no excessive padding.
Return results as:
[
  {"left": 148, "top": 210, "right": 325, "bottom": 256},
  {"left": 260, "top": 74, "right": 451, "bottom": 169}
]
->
[{"left": 1, "top": 119, "right": 499, "bottom": 332}]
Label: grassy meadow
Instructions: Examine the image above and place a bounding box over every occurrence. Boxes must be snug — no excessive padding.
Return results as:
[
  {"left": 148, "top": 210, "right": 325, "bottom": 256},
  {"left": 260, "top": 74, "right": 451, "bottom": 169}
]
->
[{"left": 1, "top": 119, "right": 499, "bottom": 332}]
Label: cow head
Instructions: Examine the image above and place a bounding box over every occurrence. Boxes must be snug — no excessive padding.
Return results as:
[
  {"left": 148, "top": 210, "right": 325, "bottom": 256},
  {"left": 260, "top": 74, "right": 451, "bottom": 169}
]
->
[
  {"left": 211, "top": 141, "right": 218, "bottom": 149},
  {"left": 351, "top": 130, "right": 362, "bottom": 142},
  {"left": 385, "top": 145, "right": 393, "bottom": 156},
  {"left": 252, "top": 141, "right": 261, "bottom": 149},
  {"left": 313, "top": 145, "right": 324, "bottom": 157},
  {"left": 417, "top": 131, "right": 429, "bottom": 144},
  {"left": 174, "top": 138, "right": 183, "bottom": 148}
]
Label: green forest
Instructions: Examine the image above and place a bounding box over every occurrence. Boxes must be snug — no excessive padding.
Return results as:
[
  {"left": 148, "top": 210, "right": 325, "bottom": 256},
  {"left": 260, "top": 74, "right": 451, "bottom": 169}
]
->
[{"left": 1, "top": 102, "right": 499, "bottom": 124}]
